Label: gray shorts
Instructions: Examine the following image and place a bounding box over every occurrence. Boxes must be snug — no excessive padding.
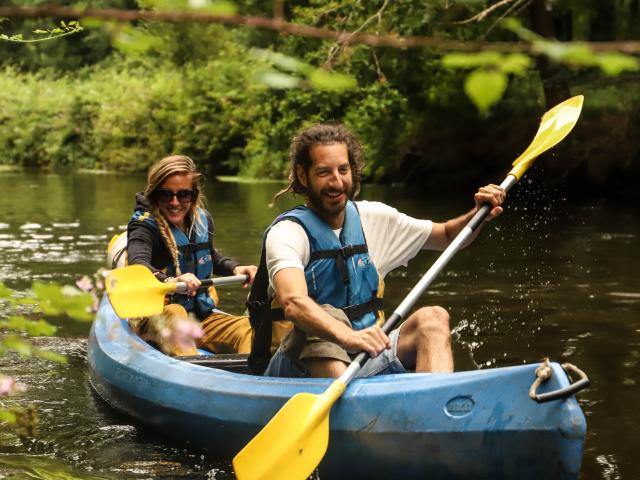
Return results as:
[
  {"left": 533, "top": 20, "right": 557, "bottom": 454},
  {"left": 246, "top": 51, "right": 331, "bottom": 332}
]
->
[{"left": 263, "top": 327, "right": 407, "bottom": 378}]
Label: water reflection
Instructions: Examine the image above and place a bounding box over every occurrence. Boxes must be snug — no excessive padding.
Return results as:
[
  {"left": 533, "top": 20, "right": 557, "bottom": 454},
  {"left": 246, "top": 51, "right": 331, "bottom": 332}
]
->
[{"left": 0, "top": 171, "right": 639, "bottom": 478}]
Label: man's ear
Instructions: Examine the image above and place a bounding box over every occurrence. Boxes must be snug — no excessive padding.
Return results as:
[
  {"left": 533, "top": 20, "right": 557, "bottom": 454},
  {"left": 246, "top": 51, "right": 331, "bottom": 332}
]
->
[{"left": 296, "top": 165, "right": 308, "bottom": 189}]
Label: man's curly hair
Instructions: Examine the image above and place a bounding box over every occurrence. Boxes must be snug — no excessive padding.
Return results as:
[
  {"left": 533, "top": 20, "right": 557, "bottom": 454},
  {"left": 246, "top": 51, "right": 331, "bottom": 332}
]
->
[{"left": 272, "top": 122, "right": 365, "bottom": 205}]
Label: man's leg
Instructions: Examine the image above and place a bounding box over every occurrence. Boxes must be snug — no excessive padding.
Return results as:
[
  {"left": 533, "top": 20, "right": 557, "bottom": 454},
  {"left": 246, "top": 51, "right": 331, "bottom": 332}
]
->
[
  {"left": 395, "top": 306, "right": 453, "bottom": 373},
  {"left": 303, "top": 358, "right": 348, "bottom": 378}
]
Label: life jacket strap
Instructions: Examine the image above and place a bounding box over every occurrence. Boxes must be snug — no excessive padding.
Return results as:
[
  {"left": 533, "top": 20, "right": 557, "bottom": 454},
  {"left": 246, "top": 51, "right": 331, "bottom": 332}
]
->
[
  {"left": 342, "top": 296, "right": 384, "bottom": 321},
  {"left": 177, "top": 242, "right": 209, "bottom": 255},
  {"left": 309, "top": 244, "right": 368, "bottom": 286}
]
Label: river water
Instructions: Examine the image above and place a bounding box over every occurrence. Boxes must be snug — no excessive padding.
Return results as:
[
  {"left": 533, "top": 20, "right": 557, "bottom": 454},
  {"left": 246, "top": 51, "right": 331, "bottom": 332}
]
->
[{"left": 0, "top": 170, "right": 638, "bottom": 479}]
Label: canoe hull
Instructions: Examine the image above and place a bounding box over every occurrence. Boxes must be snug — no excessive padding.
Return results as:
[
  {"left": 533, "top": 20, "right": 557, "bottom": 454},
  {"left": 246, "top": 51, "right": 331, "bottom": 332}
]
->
[{"left": 88, "top": 297, "right": 586, "bottom": 479}]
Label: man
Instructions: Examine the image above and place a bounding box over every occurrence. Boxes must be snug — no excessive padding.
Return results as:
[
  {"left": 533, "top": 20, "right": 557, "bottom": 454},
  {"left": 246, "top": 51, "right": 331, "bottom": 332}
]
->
[{"left": 248, "top": 123, "right": 505, "bottom": 378}]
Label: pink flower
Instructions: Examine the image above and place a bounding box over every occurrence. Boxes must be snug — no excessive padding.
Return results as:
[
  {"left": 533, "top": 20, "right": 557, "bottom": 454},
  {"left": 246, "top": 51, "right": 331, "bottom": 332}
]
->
[
  {"left": 75, "top": 276, "right": 94, "bottom": 292},
  {"left": 170, "top": 317, "right": 204, "bottom": 351},
  {"left": 0, "top": 376, "right": 26, "bottom": 396}
]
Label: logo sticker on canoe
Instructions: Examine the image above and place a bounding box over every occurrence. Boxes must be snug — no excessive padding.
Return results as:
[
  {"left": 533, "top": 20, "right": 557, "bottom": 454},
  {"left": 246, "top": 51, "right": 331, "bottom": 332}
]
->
[{"left": 444, "top": 396, "right": 475, "bottom": 418}]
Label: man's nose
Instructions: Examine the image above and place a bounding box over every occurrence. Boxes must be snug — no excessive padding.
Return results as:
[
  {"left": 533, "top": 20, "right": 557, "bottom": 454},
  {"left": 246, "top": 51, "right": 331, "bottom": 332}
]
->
[{"left": 328, "top": 170, "right": 343, "bottom": 188}]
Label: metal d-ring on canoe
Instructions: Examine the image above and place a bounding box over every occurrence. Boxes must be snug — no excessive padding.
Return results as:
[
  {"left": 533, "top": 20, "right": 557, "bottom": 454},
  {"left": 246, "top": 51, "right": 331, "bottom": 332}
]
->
[{"left": 529, "top": 359, "right": 590, "bottom": 403}]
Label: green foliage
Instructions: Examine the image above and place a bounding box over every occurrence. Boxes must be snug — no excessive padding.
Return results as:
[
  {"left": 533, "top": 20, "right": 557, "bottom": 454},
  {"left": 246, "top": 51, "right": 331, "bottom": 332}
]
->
[
  {"left": 442, "top": 51, "right": 532, "bottom": 113},
  {"left": 31, "top": 283, "right": 93, "bottom": 321},
  {"left": 1, "top": 281, "right": 92, "bottom": 433},
  {"left": 503, "top": 18, "right": 640, "bottom": 76},
  {"left": 252, "top": 49, "right": 358, "bottom": 93},
  {"left": 0, "top": 20, "right": 83, "bottom": 44},
  {"left": 0, "top": 0, "right": 639, "bottom": 176}
]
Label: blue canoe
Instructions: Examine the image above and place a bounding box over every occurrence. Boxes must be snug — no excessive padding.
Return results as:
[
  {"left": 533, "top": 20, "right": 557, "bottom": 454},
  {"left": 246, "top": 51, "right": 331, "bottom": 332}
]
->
[{"left": 88, "top": 297, "right": 587, "bottom": 479}]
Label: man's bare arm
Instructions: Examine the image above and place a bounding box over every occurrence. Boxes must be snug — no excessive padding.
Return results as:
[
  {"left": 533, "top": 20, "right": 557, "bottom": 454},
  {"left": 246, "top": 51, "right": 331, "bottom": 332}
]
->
[
  {"left": 423, "top": 184, "right": 506, "bottom": 251},
  {"left": 273, "top": 267, "right": 390, "bottom": 356}
]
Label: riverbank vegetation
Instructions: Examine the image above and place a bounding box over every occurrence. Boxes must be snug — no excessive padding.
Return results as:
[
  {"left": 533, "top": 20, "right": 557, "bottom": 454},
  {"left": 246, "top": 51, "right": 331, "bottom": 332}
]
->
[{"left": 1, "top": 1, "right": 639, "bottom": 195}]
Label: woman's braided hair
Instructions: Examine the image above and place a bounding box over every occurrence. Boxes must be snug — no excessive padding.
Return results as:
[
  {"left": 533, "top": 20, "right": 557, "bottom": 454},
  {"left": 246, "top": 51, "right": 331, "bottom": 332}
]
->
[
  {"left": 271, "top": 122, "right": 365, "bottom": 205},
  {"left": 144, "top": 155, "right": 205, "bottom": 276}
]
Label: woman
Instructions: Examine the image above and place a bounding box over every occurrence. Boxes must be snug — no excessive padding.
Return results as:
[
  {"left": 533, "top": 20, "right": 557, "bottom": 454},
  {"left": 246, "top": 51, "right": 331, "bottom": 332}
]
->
[{"left": 126, "top": 155, "right": 257, "bottom": 356}]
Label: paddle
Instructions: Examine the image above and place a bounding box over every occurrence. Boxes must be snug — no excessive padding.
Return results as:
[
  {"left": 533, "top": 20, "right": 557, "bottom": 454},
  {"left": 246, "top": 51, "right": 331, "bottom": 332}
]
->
[
  {"left": 105, "top": 264, "right": 249, "bottom": 318},
  {"left": 232, "top": 95, "right": 584, "bottom": 480}
]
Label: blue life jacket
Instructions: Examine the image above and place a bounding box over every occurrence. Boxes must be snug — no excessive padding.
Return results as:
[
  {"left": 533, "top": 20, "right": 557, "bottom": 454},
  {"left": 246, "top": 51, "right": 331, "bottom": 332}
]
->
[
  {"left": 130, "top": 208, "right": 215, "bottom": 320},
  {"left": 246, "top": 201, "right": 384, "bottom": 373},
  {"left": 275, "top": 201, "right": 381, "bottom": 330}
]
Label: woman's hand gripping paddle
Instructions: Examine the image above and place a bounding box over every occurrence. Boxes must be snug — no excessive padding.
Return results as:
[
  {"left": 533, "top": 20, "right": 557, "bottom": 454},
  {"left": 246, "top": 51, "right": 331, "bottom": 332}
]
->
[
  {"left": 232, "top": 95, "right": 584, "bottom": 480},
  {"left": 105, "top": 264, "right": 248, "bottom": 318}
]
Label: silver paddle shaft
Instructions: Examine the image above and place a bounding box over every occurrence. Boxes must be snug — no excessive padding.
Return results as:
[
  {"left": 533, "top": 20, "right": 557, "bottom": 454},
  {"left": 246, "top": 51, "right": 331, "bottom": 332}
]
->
[
  {"left": 175, "top": 274, "right": 249, "bottom": 294},
  {"left": 339, "top": 175, "right": 517, "bottom": 385}
]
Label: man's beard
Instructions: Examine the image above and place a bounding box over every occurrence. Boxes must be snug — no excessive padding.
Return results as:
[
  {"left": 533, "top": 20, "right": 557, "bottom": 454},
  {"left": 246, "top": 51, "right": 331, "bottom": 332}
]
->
[{"left": 307, "top": 184, "right": 351, "bottom": 220}]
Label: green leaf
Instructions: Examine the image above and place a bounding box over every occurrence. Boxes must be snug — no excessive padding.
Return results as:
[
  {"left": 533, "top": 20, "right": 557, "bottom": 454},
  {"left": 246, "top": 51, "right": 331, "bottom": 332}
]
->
[
  {"left": 33, "top": 29, "right": 49, "bottom": 35},
  {"left": 443, "top": 52, "right": 531, "bottom": 75},
  {"left": 0, "top": 283, "right": 11, "bottom": 299},
  {"left": 501, "top": 17, "right": 539, "bottom": 42},
  {"left": 308, "top": 68, "right": 357, "bottom": 92},
  {"left": 596, "top": 53, "right": 640, "bottom": 76},
  {"left": 464, "top": 69, "right": 507, "bottom": 115},
  {"left": 0, "top": 409, "right": 17, "bottom": 424},
  {"left": 81, "top": 17, "right": 106, "bottom": 28},
  {"left": 187, "top": 0, "right": 237, "bottom": 15},
  {"left": 558, "top": 44, "right": 596, "bottom": 65},
  {"left": 255, "top": 69, "right": 301, "bottom": 89},
  {"left": 251, "top": 49, "right": 305, "bottom": 73},
  {"left": 31, "top": 282, "right": 93, "bottom": 321},
  {"left": 113, "top": 27, "right": 163, "bottom": 55},
  {"left": 4, "top": 316, "right": 57, "bottom": 336},
  {"left": 32, "top": 282, "right": 65, "bottom": 315},
  {"left": 499, "top": 54, "right": 532, "bottom": 75},
  {"left": 2, "top": 336, "right": 33, "bottom": 356},
  {"left": 34, "top": 349, "right": 67, "bottom": 363}
]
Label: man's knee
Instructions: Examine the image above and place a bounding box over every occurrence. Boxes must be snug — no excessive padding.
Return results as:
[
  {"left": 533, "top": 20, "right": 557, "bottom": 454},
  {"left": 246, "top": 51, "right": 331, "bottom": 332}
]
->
[
  {"left": 413, "top": 306, "right": 450, "bottom": 337},
  {"left": 304, "top": 357, "right": 348, "bottom": 378}
]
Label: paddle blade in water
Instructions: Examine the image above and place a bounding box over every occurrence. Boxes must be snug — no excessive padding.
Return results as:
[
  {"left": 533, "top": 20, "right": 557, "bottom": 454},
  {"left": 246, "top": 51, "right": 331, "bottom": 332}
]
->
[
  {"left": 510, "top": 95, "right": 584, "bottom": 180},
  {"left": 234, "top": 380, "right": 346, "bottom": 480},
  {"left": 105, "top": 265, "right": 174, "bottom": 318}
]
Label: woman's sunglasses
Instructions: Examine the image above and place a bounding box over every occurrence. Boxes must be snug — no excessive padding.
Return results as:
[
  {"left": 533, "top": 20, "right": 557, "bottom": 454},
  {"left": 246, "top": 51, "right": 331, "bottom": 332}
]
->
[{"left": 153, "top": 188, "right": 197, "bottom": 204}]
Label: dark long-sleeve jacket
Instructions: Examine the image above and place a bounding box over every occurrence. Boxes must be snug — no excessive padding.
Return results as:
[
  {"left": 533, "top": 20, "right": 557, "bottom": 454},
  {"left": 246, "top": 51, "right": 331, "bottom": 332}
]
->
[{"left": 126, "top": 193, "right": 239, "bottom": 282}]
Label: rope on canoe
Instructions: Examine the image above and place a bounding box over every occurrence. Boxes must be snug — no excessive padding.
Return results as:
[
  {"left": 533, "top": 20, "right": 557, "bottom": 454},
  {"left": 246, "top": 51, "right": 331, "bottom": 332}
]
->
[{"left": 529, "top": 357, "right": 552, "bottom": 401}]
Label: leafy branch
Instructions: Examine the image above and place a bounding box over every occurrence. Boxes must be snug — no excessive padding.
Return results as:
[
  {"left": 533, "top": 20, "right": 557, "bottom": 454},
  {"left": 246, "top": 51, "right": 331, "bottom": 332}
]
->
[
  {"left": 0, "top": 19, "right": 83, "bottom": 43},
  {"left": 442, "top": 18, "right": 640, "bottom": 114},
  {"left": 1, "top": 4, "right": 640, "bottom": 52},
  {"left": 0, "top": 281, "right": 93, "bottom": 434}
]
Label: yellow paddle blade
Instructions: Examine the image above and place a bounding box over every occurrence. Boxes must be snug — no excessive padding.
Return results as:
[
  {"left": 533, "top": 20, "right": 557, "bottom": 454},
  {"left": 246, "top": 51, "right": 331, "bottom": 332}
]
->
[
  {"left": 105, "top": 265, "right": 176, "bottom": 318},
  {"left": 233, "top": 380, "right": 346, "bottom": 480},
  {"left": 509, "top": 95, "right": 584, "bottom": 180}
]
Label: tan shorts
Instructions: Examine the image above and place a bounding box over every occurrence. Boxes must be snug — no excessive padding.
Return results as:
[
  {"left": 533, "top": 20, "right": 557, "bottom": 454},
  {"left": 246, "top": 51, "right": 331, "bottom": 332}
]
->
[{"left": 280, "top": 305, "right": 353, "bottom": 365}]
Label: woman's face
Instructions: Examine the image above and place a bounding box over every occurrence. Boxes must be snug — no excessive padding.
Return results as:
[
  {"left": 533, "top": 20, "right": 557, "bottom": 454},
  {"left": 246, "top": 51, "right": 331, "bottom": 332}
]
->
[{"left": 155, "top": 173, "right": 194, "bottom": 229}]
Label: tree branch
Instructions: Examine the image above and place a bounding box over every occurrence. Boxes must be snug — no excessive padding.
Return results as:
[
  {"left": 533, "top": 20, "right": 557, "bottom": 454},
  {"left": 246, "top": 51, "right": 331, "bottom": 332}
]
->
[
  {"left": 455, "top": 0, "right": 519, "bottom": 25},
  {"left": 325, "top": 0, "right": 389, "bottom": 67},
  {"left": 1, "top": 5, "right": 640, "bottom": 53}
]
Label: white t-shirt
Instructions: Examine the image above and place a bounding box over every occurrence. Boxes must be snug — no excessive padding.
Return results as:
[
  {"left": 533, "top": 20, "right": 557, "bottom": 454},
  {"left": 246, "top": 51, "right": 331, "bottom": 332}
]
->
[{"left": 265, "top": 200, "right": 432, "bottom": 293}]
